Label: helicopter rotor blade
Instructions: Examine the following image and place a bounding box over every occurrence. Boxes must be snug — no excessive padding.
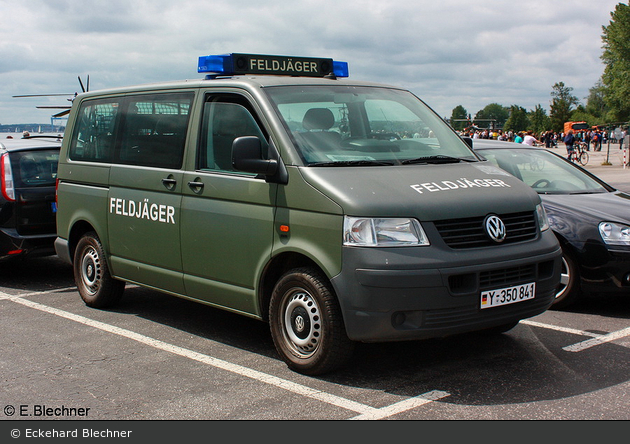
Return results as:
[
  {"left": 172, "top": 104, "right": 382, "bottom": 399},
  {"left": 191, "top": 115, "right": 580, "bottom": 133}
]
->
[
  {"left": 13, "top": 93, "right": 73, "bottom": 98},
  {"left": 52, "top": 109, "right": 71, "bottom": 118},
  {"left": 78, "top": 76, "right": 86, "bottom": 93}
]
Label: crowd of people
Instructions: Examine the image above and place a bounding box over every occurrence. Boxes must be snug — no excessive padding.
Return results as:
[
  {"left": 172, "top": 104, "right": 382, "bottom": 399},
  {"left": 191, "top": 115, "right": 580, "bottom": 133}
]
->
[{"left": 461, "top": 127, "right": 628, "bottom": 152}]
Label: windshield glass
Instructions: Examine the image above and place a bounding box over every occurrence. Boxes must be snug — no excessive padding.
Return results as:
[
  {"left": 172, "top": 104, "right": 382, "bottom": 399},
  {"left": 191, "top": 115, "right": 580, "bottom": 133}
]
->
[
  {"left": 265, "top": 85, "right": 476, "bottom": 166},
  {"left": 477, "top": 148, "right": 609, "bottom": 194}
]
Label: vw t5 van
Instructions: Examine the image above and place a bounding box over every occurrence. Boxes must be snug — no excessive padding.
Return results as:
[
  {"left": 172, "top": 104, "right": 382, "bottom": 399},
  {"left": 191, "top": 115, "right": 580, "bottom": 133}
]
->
[{"left": 55, "top": 53, "right": 562, "bottom": 375}]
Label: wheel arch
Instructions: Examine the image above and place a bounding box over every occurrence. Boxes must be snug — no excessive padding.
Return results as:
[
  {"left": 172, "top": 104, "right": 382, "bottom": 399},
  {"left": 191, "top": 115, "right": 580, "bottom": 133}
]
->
[
  {"left": 258, "top": 252, "right": 328, "bottom": 322},
  {"left": 67, "top": 220, "right": 100, "bottom": 265}
]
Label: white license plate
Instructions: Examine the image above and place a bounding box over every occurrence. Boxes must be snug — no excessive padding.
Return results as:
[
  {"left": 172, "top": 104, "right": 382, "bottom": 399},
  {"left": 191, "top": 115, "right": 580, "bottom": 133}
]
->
[{"left": 480, "top": 282, "right": 535, "bottom": 309}]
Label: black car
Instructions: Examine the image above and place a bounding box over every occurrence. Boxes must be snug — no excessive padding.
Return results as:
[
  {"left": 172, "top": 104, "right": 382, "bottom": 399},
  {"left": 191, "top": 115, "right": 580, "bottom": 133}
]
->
[
  {"left": 472, "top": 139, "right": 630, "bottom": 308},
  {"left": 0, "top": 136, "right": 61, "bottom": 261}
]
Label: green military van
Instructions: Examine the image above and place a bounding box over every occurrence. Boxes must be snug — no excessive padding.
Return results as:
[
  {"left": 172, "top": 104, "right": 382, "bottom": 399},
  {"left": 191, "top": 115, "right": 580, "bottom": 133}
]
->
[{"left": 55, "top": 53, "right": 562, "bottom": 375}]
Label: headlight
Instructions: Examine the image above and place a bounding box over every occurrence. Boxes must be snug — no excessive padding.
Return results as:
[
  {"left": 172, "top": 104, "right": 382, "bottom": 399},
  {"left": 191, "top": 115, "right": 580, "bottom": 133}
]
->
[
  {"left": 599, "top": 222, "right": 630, "bottom": 246},
  {"left": 343, "top": 217, "right": 429, "bottom": 247},
  {"left": 536, "top": 203, "right": 550, "bottom": 232}
]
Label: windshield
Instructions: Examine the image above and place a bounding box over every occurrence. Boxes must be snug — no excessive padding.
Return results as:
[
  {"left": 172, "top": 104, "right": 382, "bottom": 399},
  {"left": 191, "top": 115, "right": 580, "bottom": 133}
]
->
[
  {"left": 265, "top": 85, "right": 476, "bottom": 166},
  {"left": 477, "top": 148, "right": 609, "bottom": 194}
]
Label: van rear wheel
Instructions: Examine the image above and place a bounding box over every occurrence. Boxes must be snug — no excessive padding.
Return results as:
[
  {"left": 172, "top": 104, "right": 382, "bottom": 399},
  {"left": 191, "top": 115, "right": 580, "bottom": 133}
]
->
[
  {"left": 269, "top": 267, "right": 354, "bottom": 375},
  {"left": 74, "top": 232, "right": 125, "bottom": 308}
]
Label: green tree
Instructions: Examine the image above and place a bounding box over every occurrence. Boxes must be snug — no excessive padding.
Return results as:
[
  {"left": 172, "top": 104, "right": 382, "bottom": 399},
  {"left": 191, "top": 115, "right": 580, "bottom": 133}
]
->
[
  {"left": 528, "top": 104, "right": 551, "bottom": 134},
  {"left": 570, "top": 107, "right": 605, "bottom": 127},
  {"left": 549, "top": 82, "right": 579, "bottom": 132},
  {"left": 449, "top": 105, "right": 469, "bottom": 131},
  {"left": 474, "top": 103, "right": 509, "bottom": 129},
  {"left": 585, "top": 79, "right": 608, "bottom": 119},
  {"left": 601, "top": 3, "right": 630, "bottom": 122},
  {"left": 504, "top": 105, "right": 529, "bottom": 132}
]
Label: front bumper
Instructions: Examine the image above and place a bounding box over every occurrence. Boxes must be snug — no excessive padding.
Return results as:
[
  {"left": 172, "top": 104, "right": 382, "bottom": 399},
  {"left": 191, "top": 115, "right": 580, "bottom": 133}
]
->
[
  {"left": 331, "top": 235, "right": 562, "bottom": 342},
  {"left": 577, "top": 244, "right": 630, "bottom": 294}
]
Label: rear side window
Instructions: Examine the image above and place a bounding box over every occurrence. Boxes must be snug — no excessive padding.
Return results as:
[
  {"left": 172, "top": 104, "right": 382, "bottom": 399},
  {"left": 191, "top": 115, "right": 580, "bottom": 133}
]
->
[
  {"left": 70, "top": 99, "right": 119, "bottom": 162},
  {"left": 69, "top": 92, "right": 193, "bottom": 169},
  {"left": 119, "top": 93, "right": 193, "bottom": 169},
  {"left": 12, "top": 149, "right": 59, "bottom": 187}
]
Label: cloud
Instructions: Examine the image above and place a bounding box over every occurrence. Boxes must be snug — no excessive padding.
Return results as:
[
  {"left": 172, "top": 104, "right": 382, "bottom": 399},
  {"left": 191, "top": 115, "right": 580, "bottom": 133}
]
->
[{"left": 0, "top": 0, "right": 622, "bottom": 126}]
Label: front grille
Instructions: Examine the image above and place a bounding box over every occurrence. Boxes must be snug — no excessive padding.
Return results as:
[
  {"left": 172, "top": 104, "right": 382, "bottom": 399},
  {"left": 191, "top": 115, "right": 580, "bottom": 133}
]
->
[
  {"left": 434, "top": 211, "right": 537, "bottom": 248},
  {"left": 479, "top": 264, "right": 537, "bottom": 289}
]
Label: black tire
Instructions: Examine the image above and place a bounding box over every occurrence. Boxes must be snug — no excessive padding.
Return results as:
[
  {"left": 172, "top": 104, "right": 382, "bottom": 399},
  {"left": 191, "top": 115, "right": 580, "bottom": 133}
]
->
[
  {"left": 552, "top": 248, "right": 581, "bottom": 309},
  {"left": 269, "top": 267, "right": 354, "bottom": 375},
  {"left": 73, "top": 232, "right": 125, "bottom": 308}
]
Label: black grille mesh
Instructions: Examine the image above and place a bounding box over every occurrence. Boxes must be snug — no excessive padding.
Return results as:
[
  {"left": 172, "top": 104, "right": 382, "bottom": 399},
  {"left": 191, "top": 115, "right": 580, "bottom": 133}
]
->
[{"left": 434, "top": 211, "right": 537, "bottom": 248}]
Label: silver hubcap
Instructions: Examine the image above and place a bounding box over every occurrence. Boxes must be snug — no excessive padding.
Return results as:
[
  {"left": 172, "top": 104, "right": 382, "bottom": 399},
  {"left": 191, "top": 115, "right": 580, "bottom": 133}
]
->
[
  {"left": 283, "top": 290, "right": 321, "bottom": 358},
  {"left": 556, "top": 256, "right": 570, "bottom": 300},
  {"left": 80, "top": 246, "right": 101, "bottom": 295}
]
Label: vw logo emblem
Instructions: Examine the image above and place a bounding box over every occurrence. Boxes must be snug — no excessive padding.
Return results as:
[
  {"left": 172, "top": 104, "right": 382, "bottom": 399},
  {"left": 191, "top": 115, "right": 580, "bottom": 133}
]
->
[
  {"left": 485, "top": 215, "right": 506, "bottom": 243},
  {"left": 294, "top": 315, "right": 305, "bottom": 333}
]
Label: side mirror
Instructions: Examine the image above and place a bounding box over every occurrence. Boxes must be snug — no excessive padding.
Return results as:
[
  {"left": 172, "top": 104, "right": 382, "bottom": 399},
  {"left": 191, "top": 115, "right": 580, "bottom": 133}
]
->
[
  {"left": 232, "top": 136, "right": 278, "bottom": 175},
  {"left": 463, "top": 137, "right": 473, "bottom": 148}
]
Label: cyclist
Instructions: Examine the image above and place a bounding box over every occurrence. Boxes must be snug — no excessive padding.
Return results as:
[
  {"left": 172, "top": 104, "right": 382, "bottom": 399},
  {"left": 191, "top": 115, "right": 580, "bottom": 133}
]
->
[{"left": 563, "top": 130, "right": 575, "bottom": 161}]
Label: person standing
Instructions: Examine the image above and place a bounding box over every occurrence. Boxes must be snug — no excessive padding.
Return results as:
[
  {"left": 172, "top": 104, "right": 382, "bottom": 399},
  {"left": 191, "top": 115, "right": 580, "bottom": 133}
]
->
[
  {"left": 591, "top": 131, "right": 600, "bottom": 151},
  {"left": 585, "top": 130, "right": 591, "bottom": 151},
  {"left": 514, "top": 132, "right": 524, "bottom": 144},
  {"left": 522, "top": 131, "right": 541, "bottom": 146},
  {"left": 564, "top": 130, "right": 575, "bottom": 161}
]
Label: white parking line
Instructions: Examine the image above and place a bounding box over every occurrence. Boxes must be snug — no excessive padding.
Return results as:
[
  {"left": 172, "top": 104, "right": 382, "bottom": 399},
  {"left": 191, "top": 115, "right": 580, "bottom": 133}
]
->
[
  {"left": 563, "top": 327, "right": 630, "bottom": 352},
  {"left": 520, "top": 319, "right": 602, "bottom": 338},
  {"left": 521, "top": 319, "right": 630, "bottom": 351},
  {"left": 1, "top": 290, "right": 449, "bottom": 419},
  {"left": 350, "top": 390, "right": 450, "bottom": 420}
]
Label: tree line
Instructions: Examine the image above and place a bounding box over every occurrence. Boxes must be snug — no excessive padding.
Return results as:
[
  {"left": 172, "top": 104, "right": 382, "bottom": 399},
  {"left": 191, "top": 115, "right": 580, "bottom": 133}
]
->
[{"left": 449, "top": 3, "right": 630, "bottom": 134}]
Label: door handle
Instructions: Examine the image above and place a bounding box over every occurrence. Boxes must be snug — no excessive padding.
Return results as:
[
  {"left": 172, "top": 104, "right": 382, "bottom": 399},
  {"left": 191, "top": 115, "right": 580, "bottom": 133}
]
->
[
  {"left": 188, "top": 180, "right": 204, "bottom": 193},
  {"left": 162, "top": 177, "right": 177, "bottom": 191}
]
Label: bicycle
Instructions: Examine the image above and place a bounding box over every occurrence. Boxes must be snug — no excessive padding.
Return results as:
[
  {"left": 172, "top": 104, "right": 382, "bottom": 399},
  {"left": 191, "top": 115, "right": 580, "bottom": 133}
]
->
[{"left": 569, "top": 142, "right": 589, "bottom": 166}]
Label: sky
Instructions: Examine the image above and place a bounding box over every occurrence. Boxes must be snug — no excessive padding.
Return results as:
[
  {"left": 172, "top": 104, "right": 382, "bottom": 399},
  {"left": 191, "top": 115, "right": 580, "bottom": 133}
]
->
[{"left": 0, "top": 0, "right": 625, "bottom": 127}]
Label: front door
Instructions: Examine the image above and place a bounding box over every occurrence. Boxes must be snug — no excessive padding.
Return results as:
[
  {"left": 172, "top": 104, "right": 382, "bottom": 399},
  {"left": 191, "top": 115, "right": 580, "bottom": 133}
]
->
[{"left": 180, "top": 94, "right": 276, "bottom": 315}]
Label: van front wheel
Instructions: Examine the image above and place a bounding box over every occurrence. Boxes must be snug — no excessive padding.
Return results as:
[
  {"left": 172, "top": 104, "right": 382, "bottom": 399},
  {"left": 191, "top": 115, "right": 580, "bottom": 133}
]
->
[
  {"left": 269, "top": 268, "right": 354, "bottom": 375},
  {"left": 74, "top": 232, "right": 125, "bottom": 308}
]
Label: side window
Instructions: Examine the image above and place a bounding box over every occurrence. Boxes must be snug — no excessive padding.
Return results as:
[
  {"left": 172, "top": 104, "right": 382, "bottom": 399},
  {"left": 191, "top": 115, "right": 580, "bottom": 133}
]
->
[
  {"left": 119, "top": 93, "right": 193, "bottom": 169},
  {"left": 199, "top": 98, "right": 268, "bottom": 173},
  {"left": 69, "top": 99, "right": 119, "bottom": 162}
]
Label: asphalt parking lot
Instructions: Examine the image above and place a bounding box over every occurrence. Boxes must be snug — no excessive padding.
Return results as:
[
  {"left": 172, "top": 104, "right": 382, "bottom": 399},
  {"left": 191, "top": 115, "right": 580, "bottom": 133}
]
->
[{"left": 1, "top": 143, "right": 629, "bottom": 430}]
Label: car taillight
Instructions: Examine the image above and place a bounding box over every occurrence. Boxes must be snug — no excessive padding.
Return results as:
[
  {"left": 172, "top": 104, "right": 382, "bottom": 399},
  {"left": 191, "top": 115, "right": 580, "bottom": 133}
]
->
[{"left": 1, "top": 152, "right": 15, "bottom": 201}]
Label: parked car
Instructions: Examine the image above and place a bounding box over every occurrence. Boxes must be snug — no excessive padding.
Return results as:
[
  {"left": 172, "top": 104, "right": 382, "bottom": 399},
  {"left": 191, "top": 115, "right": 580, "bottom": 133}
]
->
[
  {"left": 0, "top": 136, "right": 61, "bottom": 261},
  {"left": 472, "top": 139, "right": 630, "bottom": 308}
]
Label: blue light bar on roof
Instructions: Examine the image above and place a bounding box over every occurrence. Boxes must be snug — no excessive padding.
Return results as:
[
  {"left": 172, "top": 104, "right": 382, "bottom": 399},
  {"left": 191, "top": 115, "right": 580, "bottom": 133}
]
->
[{"left": 198, "top": 53, "right": 349, "bottom": 78}]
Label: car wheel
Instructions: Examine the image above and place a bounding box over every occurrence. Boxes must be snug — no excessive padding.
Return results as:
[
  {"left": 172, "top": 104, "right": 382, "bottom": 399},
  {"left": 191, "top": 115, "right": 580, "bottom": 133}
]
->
[
  {"left": 269, "top": 267, "right": 354, "bottom": 375},
  {"left": 74, "top": 232, "right": 125, "bottom": 308},
  {"left": 552, "top": 249, "right": 581, "bottom": 309}
]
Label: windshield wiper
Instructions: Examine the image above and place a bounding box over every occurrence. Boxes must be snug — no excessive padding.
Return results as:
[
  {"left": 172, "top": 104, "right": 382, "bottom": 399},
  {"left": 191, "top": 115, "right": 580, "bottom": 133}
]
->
[
  {"left": 309, "top": 160, "right": 394, "bottom": 167},
  {"left": 401, "top": 155, "right": 473, "bottom": 165}
]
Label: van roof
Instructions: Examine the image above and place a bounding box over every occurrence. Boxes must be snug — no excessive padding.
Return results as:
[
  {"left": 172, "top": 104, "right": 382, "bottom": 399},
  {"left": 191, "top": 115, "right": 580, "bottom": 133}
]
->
[{"left": 73, "top": 75, "right": 404, "bottom": 100}]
